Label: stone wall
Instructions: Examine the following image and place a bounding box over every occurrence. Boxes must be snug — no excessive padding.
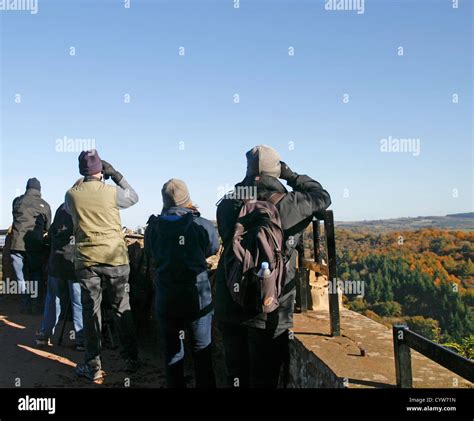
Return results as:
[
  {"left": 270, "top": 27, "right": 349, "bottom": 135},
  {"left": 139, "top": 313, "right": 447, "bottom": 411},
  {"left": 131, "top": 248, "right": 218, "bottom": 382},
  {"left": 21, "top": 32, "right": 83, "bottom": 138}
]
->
[{"left": 287, "top": 335, "right": 345, "bottom": 388}]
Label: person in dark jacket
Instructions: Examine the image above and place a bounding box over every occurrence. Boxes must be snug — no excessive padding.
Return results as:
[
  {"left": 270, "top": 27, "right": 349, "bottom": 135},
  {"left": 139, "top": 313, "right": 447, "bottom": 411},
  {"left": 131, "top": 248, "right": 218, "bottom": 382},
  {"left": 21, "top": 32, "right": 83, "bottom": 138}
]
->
[
  {"left": 10, "top": 178, "right": 51, "bottom": 313},
  {"left": 215, "top": 145, "right": 331, "bottom": 388},
  {"left": 36, "top": 192, "right": 84, "bottom": 350},
  {"left": 145, "top": 179, "right": 220, "bottom": 388}
]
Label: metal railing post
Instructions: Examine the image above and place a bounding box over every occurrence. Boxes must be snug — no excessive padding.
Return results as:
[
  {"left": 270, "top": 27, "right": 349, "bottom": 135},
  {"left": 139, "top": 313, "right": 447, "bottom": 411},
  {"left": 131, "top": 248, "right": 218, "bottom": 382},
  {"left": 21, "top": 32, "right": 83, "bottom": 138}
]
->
[
  {"left": 324, "top": 210, "right": 340, "bottom": 336},
  {"left": 393, "top": 325, "right": 413, "bottom": 388}
]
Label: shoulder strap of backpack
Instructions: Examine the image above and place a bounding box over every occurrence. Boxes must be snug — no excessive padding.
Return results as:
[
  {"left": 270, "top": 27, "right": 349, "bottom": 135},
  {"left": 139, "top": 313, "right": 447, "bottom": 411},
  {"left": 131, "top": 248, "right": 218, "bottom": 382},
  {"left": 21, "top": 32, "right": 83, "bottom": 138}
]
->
[{"left": 268, "top": 192, "right": 286, "bottom": 206}]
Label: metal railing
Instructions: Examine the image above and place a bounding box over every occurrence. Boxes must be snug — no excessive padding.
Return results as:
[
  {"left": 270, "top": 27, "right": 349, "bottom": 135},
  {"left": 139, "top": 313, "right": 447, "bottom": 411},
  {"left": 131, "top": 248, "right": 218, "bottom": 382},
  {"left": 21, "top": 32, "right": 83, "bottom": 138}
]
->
[
  {"left": 295, "top": 210, "right": 340, "bottom": 337},
  {"left": 393, "top": 325, "right": 474, "bottom": 388}
]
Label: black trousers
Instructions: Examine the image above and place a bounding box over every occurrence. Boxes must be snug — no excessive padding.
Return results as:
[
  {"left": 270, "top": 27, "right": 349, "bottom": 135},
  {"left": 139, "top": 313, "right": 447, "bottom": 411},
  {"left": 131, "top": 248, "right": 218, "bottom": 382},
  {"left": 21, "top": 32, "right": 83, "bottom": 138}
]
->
[
  {"left": 219, "top": 322, "right": 289, "bottom": 388},
  {"left": 76, "top": 264, "right": 138, "bottom": 369}
]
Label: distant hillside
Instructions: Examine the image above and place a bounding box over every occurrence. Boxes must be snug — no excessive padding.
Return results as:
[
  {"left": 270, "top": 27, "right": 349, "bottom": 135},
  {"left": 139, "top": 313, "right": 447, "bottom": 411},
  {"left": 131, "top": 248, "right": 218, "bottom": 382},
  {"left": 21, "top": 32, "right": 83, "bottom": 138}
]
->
[
  {"left": 336, "top": 213, "right": 474, "bottom": 232},
  {"left": 333, "top": 228, "right": 474, "bottom": 345}
]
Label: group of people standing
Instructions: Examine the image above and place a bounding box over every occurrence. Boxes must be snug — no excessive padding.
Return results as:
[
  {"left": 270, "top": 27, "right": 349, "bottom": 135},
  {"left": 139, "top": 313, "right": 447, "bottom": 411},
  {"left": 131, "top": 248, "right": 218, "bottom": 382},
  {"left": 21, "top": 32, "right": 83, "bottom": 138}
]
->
[{"left": 9, "top": 145, "right": 331, "bottom": 388}]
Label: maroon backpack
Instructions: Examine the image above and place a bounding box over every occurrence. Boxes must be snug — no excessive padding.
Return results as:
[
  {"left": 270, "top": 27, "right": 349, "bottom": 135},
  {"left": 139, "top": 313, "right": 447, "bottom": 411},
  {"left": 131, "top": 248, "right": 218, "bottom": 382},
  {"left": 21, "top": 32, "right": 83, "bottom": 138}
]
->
[{"left": 226, "top": 193, "right": 286, "bottom": 316}]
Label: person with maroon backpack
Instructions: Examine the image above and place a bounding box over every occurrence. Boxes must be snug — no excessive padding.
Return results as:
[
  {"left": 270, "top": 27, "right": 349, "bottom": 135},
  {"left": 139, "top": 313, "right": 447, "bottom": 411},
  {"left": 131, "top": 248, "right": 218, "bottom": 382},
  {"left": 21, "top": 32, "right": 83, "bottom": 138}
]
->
[{"left": 215, "top": 145, "right": 331, "bottom": 388}]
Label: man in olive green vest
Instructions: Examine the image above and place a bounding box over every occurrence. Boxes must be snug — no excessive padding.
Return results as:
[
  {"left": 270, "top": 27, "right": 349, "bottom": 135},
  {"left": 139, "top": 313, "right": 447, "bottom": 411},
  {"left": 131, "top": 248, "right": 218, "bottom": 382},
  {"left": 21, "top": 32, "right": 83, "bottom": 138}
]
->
[{"left": 65, "top": 149, "right": 139, "bottom": 382}]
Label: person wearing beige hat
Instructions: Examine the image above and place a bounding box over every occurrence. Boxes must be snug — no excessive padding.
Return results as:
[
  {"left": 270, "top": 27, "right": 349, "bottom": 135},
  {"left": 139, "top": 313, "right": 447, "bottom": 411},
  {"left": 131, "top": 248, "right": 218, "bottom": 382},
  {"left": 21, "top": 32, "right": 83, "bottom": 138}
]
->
[
  {"left": 161, "top": 178, "right": 192, "bottom": 209},
  {"left": 145, "top": 178, "right": 220, "bottom": 388},
  {"left": 215, "top": 144, "right": 332, "bottom": 388}
]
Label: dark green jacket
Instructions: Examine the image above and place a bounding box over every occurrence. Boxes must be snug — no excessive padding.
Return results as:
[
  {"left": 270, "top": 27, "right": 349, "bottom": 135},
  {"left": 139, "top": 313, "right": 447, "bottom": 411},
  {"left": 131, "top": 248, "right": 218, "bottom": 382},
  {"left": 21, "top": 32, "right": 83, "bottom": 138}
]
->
[{"left": 11, "top": 189, "right": 51, "bottom": 252}]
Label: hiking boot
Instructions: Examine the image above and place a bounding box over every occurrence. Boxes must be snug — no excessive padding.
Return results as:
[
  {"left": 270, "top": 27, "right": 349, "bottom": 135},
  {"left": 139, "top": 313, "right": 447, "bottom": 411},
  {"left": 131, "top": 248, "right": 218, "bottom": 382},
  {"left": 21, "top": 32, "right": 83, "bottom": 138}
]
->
[
  {"left": 35, "top": 334, "right": 52, "bottom": 347},
  {"left": 124, "top": 359, "right": 141, "bottom": 374},
  {"left": 75, "top": 363, "right": 105, "bottom": 382}
]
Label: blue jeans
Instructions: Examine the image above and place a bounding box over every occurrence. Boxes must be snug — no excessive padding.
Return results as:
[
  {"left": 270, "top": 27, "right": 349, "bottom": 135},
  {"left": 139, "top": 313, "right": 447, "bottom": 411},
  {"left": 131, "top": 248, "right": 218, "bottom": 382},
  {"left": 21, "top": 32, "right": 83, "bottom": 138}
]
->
[
  {"left": 11, "top": 252, "right": 30, "bottom": 309},
  {"left": 39, "top": 275, "right": 84, "bottom": 344},
  {"left": 160, "top": 312, "right": 216, "bottom": 388}
]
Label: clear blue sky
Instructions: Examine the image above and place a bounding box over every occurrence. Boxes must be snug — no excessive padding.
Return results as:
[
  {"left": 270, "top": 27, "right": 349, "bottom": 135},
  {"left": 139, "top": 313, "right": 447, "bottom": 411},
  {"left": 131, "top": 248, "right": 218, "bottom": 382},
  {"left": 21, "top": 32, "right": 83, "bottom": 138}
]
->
[{"left": 0, "top": 0, "right": 472, "bottom": 228}]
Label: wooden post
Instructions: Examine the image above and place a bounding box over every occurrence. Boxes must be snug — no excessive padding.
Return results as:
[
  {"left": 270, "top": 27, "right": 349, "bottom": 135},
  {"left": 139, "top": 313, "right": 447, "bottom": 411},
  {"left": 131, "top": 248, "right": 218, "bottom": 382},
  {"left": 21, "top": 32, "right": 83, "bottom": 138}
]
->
[
  {"left": 324, "top": 210, "right": 340, "bottom": 336},
  {"left": 393, "top": 325, "right": 413, "bottom": 388},
  {"left": 295, "top": 237, "right": 308, "bottom": 313},
  {"left": 312, "top": 219, "right": 321, "bottom": 264}
]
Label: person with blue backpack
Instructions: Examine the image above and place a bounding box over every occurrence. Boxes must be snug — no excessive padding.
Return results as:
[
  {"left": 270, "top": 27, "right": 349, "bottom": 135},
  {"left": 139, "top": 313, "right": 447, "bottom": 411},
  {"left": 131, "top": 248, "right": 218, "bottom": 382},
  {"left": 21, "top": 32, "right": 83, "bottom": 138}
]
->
[
  {"left": 145, "top": 179, "right": 220, "bottom": 388},
  {"left": 215, "top": 145, "right": 332, "bottom": 388}
]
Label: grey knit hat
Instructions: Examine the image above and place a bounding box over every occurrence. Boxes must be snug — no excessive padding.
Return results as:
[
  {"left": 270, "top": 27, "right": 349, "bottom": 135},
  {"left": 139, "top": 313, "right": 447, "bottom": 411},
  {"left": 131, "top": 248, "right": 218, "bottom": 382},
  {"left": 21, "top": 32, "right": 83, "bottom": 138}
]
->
[
  {"left": 162, "top": 179, "right": 191, "bottom": 209},
  {"left": 246, "top": 145, "right": 281, "bottom": 178}
]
